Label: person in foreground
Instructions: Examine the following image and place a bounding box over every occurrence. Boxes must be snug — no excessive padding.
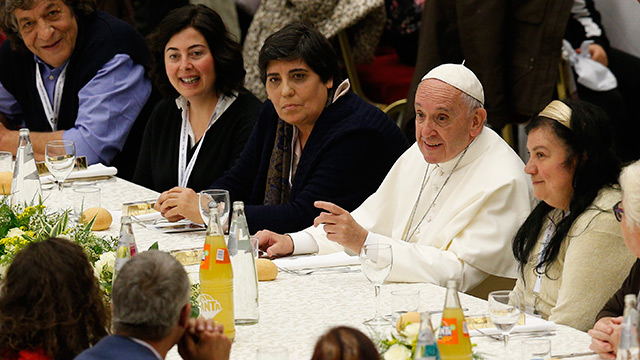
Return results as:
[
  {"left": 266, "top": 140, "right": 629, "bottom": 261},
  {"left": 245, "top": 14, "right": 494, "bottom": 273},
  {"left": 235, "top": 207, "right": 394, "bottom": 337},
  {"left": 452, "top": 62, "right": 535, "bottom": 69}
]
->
[
  {"left": 259, "top": 63, "right": 534, "bottom": 292},
  {"left": 311, "top": 326, "right": 380, "bottom": 360},
  {"left": 0, "top": 237, "right": 109, "bottom": 360},
  {"left": 133, "top": 4, "right": 261, "bottom": 193},
  {"left": 0, "top": 0, "right": 154, "bottom": 179},
  {"left": 75, "top": 250, "right": 231, "bottom": 360},
  {"left": 588, "top": 159, "right": 640, "bottom": 359},
  {"left": 155, "top": 22, "right": 407, "bottom": 234},
  {"left": 511, "top": 99, "right": 636, "bottom": 332}
]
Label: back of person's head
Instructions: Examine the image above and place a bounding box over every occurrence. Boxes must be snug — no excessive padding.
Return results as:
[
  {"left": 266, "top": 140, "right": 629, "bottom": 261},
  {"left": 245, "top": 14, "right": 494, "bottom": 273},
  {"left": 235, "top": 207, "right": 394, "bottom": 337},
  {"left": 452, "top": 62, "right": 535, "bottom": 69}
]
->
[
  {"left": 258, "top": 21, "right": 342, "bottom": 89},
  {"left": 514, "top": 99, "right": 621, "bottom": 273},
  {"left": 112, "top": 250, "right": 190, "bottom": 342},
  {"left": 0, "top": 0, "right": 97, "bottom": 52},
  {"left": 311, "top": 326, "right": 380, "bottom": 360},
  {"left": 146, "top": 4, "right": 245, "bottom": 98},
  {"left": 620, "top": 160, "right": 640, "bottom": 229},
  {"left": 0, "top": 237, "right": 108, "bottom": 359}
]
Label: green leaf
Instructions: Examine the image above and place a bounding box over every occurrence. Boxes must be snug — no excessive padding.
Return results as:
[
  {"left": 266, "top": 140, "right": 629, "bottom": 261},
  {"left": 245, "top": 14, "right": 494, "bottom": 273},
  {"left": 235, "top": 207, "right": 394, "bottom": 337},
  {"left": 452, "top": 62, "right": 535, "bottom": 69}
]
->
[{"left": 148, "top": 241, "right": 159, "bottom": 250}]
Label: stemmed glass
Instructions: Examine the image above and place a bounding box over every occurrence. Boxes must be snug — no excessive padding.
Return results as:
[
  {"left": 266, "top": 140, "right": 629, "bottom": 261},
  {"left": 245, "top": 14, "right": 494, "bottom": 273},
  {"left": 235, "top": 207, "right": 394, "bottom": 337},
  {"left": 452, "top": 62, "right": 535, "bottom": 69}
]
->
[
  {"left": 488, "top": 290, "right": 521, "bottom": 359},
  {"left": 199, "top": 189, "right": 230, "bottom": 231},
  {"left": 45, "top": 140, "right": 76, "bottom": 193},
  {"left": 360, "top": 243, "right": 393, "bottom": 325}
]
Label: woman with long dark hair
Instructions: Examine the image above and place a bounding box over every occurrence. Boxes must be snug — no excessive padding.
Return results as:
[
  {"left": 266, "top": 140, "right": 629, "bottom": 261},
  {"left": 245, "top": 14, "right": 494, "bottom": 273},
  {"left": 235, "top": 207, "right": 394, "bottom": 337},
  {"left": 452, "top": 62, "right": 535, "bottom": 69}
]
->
[
  {"left": 512, "top": 99, "right": 636, "bottom": 331},
  {"left": 134, "top": 4, "right": 262, "bottom": 192},
  {"left": 0, "top": 237, "right": 109, "bottom": 360}
]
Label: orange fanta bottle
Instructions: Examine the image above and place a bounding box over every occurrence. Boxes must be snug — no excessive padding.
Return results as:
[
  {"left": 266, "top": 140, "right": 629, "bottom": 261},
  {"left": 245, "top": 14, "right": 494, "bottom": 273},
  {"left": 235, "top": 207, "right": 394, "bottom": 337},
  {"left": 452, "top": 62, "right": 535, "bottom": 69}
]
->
[
  {"left": 199, "top": 206, "right": 235, "bottom": 340},
  {"left": 437, "top": 280, "right": 472, "bottom": 360}
]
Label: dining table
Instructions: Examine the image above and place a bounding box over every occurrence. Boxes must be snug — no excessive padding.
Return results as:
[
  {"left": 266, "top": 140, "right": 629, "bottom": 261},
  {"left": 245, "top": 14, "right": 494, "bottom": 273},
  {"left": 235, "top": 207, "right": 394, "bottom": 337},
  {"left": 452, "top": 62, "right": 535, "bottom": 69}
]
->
[{"left": 43, "top": 176, "right": 602, "bottom": 360}]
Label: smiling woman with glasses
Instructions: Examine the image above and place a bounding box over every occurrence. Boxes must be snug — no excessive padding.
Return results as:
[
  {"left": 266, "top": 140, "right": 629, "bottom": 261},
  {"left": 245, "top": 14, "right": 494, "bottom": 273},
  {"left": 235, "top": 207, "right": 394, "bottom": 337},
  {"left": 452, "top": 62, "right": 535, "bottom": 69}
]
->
[{"left": 589, "top": 159, "right": 640, "bottom": 358}]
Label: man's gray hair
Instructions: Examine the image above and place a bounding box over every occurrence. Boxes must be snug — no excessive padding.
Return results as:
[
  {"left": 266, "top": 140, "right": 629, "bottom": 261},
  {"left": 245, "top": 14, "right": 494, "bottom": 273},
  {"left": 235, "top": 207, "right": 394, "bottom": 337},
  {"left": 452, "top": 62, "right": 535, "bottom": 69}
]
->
[
  {"left": 620, "top": 160, "right": 640, "bottom": 229},
  {"left": 112, "top": 250, "right": 190, "bottom": 341},
  {"left": 459, "top": 91, "right": 484, "bottom": 117}
]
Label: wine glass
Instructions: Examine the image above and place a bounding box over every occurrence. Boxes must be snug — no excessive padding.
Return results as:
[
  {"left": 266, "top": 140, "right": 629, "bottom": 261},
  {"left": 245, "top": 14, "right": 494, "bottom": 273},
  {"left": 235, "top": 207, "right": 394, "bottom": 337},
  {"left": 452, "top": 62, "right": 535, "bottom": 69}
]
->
[
  {"left": 360, "top": 243, "right": 393, "bottom": 326},
  {"left": 488, "top": 290, "right": 521, "bottom": 359},
  {"left": 45, "top": 140, "right": 76, "bottom": 193},
  {"left": 199, "top": 189, "right": 230, "bottom": 231}
]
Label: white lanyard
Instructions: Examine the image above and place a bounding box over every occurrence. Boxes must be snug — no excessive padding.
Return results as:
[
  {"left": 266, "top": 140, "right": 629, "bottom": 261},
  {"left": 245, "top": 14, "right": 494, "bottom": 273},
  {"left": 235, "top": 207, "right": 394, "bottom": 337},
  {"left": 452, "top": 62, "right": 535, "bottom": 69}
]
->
[
  {"left": 177, "top": 94, "right": 236, "bottom": 187},
  {"left": 35, "top": 62, "right": 68, "bottom": 131}
]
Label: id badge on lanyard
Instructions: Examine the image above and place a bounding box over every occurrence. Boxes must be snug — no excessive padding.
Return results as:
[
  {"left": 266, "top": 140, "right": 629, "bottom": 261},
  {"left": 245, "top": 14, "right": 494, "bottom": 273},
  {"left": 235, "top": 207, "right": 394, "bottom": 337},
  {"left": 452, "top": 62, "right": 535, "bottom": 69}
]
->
[
  {"left": 35, "top": 62, "right": 68, "bottom": 131},
  {"left": 177, "top": 94, "right": 236, "bottom": 188}
]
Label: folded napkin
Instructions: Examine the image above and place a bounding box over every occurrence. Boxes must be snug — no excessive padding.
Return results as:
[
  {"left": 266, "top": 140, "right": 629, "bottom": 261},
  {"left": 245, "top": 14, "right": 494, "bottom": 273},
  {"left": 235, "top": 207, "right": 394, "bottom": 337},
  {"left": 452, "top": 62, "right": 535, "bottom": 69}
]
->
[
  {"left": 468, "top": 314, "right": 556, "bottom": 337},
  {"left": 40, "top": 163, "right": 117, "bottom": 184},
  {"left": 272, "top": 252, "right": 359, "bottom": 270},
  {"left": 109, "top": 210, "right": 163, "bottom": 223}
]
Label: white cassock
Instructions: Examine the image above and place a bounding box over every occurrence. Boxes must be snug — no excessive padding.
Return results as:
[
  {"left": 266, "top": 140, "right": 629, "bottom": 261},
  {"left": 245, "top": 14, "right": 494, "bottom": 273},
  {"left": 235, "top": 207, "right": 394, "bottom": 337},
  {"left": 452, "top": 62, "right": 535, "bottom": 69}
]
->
[{"left": 291, "top": 127, "right": 534, "bottom": 291}]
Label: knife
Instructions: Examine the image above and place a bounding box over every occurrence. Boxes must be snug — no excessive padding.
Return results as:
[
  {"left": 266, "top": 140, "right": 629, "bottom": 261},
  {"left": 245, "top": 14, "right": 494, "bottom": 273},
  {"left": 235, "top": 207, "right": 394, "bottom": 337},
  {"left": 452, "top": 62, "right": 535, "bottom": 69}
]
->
[{"left": 551, "top": 351, "right": 596, "bottom": 359}]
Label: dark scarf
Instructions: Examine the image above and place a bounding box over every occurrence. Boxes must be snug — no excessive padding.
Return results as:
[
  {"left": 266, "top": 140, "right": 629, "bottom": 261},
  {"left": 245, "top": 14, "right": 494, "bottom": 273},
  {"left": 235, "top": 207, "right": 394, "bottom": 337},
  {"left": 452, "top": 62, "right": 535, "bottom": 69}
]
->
[{"left": 263, "top": 118, "right": 293, "bottom": 205}]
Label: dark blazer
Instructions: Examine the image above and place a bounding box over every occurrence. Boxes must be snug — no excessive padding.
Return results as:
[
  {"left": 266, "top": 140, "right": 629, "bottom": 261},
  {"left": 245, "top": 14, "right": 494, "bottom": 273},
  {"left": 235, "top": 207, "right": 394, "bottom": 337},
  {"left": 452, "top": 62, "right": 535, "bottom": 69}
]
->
[
  {"left": 211, "top": 91, "right": 408, "bottom": 234},
  {"left": 74, "top": 335, "right": 158, "bottom": 360}
]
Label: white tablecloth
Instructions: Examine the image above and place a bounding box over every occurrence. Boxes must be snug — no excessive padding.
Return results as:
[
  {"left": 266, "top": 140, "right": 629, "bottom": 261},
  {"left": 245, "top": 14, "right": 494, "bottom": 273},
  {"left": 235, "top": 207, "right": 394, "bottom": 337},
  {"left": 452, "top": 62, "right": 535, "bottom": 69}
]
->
[{"left": 43, "top": 178, "right": 600, "bottom": 360}]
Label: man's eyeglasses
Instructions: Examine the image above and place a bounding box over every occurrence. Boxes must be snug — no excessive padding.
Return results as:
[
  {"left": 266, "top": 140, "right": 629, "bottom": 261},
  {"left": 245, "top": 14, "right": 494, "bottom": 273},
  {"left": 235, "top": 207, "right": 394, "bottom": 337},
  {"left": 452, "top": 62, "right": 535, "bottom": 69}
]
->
[{"left": 613, "top": 201, "right": 624, "bottom": 222}]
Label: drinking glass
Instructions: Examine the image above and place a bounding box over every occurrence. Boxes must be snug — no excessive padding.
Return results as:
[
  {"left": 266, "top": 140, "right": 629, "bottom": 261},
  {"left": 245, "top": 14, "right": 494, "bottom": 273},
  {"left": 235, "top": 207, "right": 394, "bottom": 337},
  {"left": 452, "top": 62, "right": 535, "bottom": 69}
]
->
[
  {"left": 360, "top": 243, "right": 393, "bottom": 326},
  {"left": 44, "top": 140, "right": 76, "bottom": 193},
  {"left": 73, "top": 185, "right": 101, "bottom": 222},
  {"left": 521, "top": 338, "right": 551, "bottom": 360},
  {"left": 390, "top": 289, "right": 420, "bottom": 325},
  {"left": 488, "top": 290, "right": 521, "bottom": 359},
  {"left": 199, "top": 189, "right": 230, "bottom": 231}
]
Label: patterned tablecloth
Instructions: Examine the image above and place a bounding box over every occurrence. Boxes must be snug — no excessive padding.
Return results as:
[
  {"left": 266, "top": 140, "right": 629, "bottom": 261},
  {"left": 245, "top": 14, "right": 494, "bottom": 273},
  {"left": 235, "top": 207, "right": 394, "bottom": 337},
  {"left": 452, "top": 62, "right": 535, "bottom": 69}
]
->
[{"left": 43, "top": 178, "right": 600, "bottom": 360}]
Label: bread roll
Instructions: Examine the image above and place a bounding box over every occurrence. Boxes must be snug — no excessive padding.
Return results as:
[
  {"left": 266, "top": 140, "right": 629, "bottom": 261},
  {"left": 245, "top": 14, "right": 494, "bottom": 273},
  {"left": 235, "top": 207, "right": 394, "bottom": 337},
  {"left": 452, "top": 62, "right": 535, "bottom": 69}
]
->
[
  {"left": 81, "top": 207, "right": 112, "bottom": 231},
  {"left": 256, "top": 258, "right": 278, "bottom": 281},
  {"left": 396, "top": 311, "right": 421, "bottom": 332}
]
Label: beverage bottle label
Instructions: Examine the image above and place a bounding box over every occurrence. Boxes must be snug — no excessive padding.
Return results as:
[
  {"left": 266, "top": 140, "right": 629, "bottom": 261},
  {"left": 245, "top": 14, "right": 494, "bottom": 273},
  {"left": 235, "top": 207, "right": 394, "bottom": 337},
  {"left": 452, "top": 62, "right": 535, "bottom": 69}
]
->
[
  {"left": 438, "top": 318, "right": 459, "bottom": 345},
  {"left": 201, "top": 244, "right": 211, "bottom": 270}
]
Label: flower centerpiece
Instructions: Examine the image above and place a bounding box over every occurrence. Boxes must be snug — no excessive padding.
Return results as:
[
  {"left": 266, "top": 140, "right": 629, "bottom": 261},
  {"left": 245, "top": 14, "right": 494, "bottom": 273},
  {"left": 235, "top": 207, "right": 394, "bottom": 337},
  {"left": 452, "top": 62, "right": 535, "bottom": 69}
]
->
[
  {"left": 0, "top": 199, "right": 117, "bottom": 288},
  {"left": 369, "top": 316, "right": 485, "bottom": 360}
]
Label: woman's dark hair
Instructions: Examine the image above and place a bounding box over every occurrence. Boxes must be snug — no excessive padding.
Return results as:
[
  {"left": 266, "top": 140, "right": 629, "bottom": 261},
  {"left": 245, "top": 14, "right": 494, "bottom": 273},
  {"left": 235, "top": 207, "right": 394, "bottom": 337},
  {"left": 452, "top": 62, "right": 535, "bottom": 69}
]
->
[
  {"left": 258, "top": 21, "right": 342, "bottom": 89},
  {"left": 512, "top": 99, "right": 620, "bottom": 275},
  {"left": 0, "top": 237, "right": 109, "bottom": 360},
  {"left": 146, "top": 4, "right": 245, "bottom": 98},
  {"left": 311, "top": 326, "right": 380, "bottom": 360},
  {"left": 0, "top": 0, "right": 96, "bottom": 52}
]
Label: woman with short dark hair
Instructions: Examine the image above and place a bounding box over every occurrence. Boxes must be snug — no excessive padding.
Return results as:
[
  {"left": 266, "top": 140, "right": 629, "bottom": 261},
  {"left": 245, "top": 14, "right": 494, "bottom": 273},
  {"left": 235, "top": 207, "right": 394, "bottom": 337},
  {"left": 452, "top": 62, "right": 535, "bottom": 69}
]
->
[
  {"left": 0, "top": 237, "right": 109, "bottom": 360},
  {"left": 134, "top": 4, "right": 262, "bottom": 192},
  {"left": 155, "top": 22, "right": 408, "bottom": 234},
  {"left": 512, "top": 99, "right": 635, "bottom": 331}
]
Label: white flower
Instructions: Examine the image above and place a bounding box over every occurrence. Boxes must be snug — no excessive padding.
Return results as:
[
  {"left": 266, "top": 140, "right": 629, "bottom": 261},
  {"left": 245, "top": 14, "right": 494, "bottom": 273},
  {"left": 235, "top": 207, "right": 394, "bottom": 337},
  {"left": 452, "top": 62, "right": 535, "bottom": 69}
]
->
[
  {"left": 93, "top": 251, "right": 116, "bottom": 278},
  {"left": 384, "top": 343, "right": 412, "bottom": 360},
  {"left": 6, "top": 227, "right": 24, "bottom": 238},
  {"left": 401, "top": 323, "right": 421, "bottom": 341}
]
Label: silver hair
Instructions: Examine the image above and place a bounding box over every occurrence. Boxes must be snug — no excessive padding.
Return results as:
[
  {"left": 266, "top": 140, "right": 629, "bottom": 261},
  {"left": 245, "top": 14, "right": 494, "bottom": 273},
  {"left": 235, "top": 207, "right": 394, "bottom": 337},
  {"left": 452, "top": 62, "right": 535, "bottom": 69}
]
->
[
  {"left": 620, "top": 159, "right": 640, "bottom": 229},
  {"left": 459, "top": 91, "right": 484, "bottom": 117},
  {"left": 112, "top": 250, "right": 190, "bottom": 341}
]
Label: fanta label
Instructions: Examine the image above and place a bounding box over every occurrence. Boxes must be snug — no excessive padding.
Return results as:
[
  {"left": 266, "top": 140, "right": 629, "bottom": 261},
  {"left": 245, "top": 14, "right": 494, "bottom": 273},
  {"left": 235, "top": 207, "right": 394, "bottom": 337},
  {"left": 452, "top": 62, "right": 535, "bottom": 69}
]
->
[
  {"left": 215, "top": 248, "right": 230, "bottom": 264},
  {"left": 201, "top": 244, "right": 211, "bottom": 270},
  {"left": 438, "top": 318, "right": 458, "bottom": 345}
]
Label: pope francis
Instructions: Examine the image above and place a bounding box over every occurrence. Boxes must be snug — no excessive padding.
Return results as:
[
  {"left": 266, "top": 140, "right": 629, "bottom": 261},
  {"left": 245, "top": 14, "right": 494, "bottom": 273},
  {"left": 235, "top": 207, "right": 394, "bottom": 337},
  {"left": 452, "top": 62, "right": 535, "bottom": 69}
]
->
[{"left": 257, "top": 64, "right": 534, "bottom": 292}]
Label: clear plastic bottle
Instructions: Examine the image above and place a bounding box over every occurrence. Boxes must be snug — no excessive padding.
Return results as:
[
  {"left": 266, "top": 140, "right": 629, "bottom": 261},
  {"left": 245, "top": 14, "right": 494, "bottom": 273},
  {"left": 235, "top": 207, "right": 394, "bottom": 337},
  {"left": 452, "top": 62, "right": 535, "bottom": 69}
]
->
[
  {"left": 617, "top": 294, "right": 639, "bottom": 360},
  {"left": 112, "top": 217, "right": 133, "bottom": 287},
  {"left": 415, "top": 312, "right": 441, "bottom": 360},
  {"left": 228, "top": 201, "right": 259, "bottom": 325},
  {"left": 199, "top": 206, "right": 235, "bottom": 339},
  {"left": 11, "top": 128, "right": 42, "bottom": 206},
  {"left": 437, "top": 280, "right": 472, "bottom": 360}
]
